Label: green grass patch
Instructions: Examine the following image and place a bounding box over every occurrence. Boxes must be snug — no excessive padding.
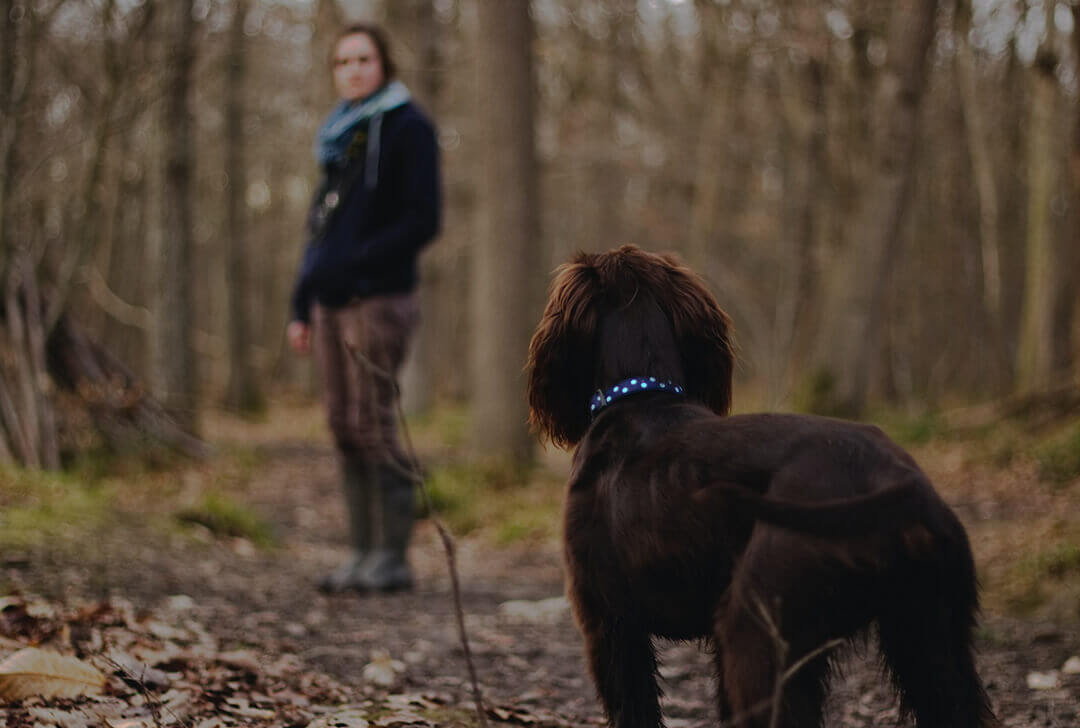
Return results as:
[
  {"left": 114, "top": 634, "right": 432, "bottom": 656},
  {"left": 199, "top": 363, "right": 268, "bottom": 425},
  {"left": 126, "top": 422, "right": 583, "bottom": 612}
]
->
[
  {"left": 420, "top": 458, "right": 561, "bottom": 544},
  {"left": 423, "top": 464, "right": 484, "bottom": 534},
  {"left": 0, "top": 465, "right": 113, "bottom": 550},
  {"left": 793, "top": 369, "right": 843, "bottom": 417},
  {"left": 1033, "top": 421, "right": 1080, "bottom": 485},
  {"left": 215, "top": 443, "right": 261, "bottom": 478},
  {"left": 875, "top": 411, "right": 945, "bottom": 447},
  {"left": 175, "top": 491, "right": 277, "bottom": 548},
  {"left": 495, "top": 509, "right": 554, "bottom": 545},
  {"left": 791, "top": 372, "right": 949, "bottom": 446},
  {"left": 1000, "top": 539, "right": 1080, "bottom": 614},
  {"left": 406, "top": 405, "right": 470, "bottom": 450},
  {"left": 1030, "top": 542, "right": 1080, "bottom": 578},
  {"left": 985, "top": 436, "right": 1019, "bottom": 469}
]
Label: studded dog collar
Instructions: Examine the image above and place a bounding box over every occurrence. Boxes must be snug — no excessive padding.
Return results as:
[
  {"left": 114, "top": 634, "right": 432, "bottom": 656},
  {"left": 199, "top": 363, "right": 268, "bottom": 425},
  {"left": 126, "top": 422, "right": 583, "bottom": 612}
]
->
[{"left": 590, "top": 377, "right": 685, "bottom": 417}]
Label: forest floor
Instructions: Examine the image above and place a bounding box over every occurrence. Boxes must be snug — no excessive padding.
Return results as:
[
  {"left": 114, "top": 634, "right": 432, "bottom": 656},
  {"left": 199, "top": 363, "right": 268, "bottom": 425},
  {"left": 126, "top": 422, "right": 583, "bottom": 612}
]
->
[{"left": 1, "top": 403, "right": 1079, "bottom": 727}]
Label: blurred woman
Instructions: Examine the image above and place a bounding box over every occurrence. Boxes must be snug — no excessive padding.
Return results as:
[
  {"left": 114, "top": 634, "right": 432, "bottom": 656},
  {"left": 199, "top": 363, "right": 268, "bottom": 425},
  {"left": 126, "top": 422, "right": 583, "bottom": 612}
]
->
[{"left": 288, "top": 22, "right": 441, "bottom": 593}]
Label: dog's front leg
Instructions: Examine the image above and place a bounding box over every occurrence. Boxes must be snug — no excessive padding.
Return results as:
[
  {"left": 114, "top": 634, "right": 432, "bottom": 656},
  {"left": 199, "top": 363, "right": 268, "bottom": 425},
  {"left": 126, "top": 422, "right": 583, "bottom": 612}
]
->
[{"left": 581, "top": 615, "right": 664, "bottom": 728}]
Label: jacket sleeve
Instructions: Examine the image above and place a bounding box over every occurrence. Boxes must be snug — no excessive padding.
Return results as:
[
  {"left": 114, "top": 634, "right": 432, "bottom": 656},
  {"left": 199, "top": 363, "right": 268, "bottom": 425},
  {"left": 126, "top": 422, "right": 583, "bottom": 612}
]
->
[
  {"left": 289, "top": 177, "right": 332, "bottom": 324},
  {"left": 345, "top": 114, "right": 441, "bottom": 268},
  {"left": 290, "top": 245, "right": 317, "bottom": 324}
]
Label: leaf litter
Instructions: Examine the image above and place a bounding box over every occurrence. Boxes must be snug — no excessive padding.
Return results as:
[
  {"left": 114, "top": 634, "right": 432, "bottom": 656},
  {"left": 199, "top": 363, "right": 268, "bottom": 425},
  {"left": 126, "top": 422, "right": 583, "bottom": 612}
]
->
[{"left": 0, "top": 593, "right": 585, "bottom": 728}]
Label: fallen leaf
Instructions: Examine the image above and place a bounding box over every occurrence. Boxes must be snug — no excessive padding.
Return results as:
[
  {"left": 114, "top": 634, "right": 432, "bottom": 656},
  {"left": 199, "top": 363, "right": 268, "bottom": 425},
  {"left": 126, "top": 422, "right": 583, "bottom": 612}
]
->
[
  {"left": 0, "top": 596, "right": 25, "bottom": 611},
  {"left": 1026, "top": 670, "right": 1061, "bottom": 690},
  {"left": 129, "top": 644, "right": 184, "bottom": 670},
  {"left": 665, "top": 720, "right": 696, "bottom": 728},
  {"left": 143, "top": 619, "right": 190, "bottom": 641},
  {"left": 488, "top": 706, "right": 537, "bottom": 724},
  {"left": 25, "top": 600, "right": 58, "bottom": 619},
  {"left": 193, "top": 718, "right": 231, "bottom": 728},
  {"left": 165, "top": 594, "right": 196, "bottom": 611},
  {"left": 103, "top": 651, "right": 173, "bottom": 689},
  {"left": 362, "top": 650, "right": 405, "bottom": 688},
  {"left": 28, "top": 707, "right": 97, "bottom": 728},
  {"left": 216, "top": 649, "right": 262, "bottom": 672},
  {"left": 0, "top": 635, "right": 25, "bottom": 651},
  {"left": 497, "top": 597, "right": 569, "bottom": 624},
  {"left": 0, "top": 599, "right": 53, "bottom": 643},
  {"left": 372, "top": 711, "right": 432, "bottom": 727},
  {"left": 0, "top": 647, "right": 106, "bottom": 700},
  {"left": 384, "top": 694, "right": 442, "bottom": 711},
  {"left": 306, "top": 708, "right": 371, "bottom": 727}
]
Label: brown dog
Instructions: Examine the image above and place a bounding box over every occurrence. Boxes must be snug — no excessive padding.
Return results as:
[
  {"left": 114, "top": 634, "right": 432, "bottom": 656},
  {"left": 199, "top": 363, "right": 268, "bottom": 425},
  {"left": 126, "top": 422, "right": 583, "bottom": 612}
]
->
[{"left": 526, "top": 246, "right": 997, "bottom": 728}]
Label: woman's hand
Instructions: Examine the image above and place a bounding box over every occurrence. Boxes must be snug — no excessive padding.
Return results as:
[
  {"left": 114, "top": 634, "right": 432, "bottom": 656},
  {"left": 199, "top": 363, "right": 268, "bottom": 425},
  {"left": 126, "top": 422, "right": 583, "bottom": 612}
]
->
[{"left": 287, "top": 321, "right": 311, "bottom": 354}]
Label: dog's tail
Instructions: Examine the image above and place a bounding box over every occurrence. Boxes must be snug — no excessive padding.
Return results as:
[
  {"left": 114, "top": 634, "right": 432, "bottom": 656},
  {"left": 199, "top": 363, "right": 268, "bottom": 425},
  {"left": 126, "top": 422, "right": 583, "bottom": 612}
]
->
[{"left": 692, "top": 474, "right": 928, "bottom": 538}]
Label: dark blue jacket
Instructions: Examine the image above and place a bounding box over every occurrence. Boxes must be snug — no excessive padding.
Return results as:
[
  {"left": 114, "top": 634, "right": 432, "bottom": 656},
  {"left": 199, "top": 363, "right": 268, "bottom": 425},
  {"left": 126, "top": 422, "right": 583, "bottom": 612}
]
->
[{"left": 291, "top": 101, "right": 441, "bottom": 323}]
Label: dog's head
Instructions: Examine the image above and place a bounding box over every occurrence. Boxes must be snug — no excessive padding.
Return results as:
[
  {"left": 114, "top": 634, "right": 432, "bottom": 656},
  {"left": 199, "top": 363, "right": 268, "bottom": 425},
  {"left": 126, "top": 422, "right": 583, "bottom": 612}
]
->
[{"left": 526, "top": 245, "right": 734, "bottom": 448}]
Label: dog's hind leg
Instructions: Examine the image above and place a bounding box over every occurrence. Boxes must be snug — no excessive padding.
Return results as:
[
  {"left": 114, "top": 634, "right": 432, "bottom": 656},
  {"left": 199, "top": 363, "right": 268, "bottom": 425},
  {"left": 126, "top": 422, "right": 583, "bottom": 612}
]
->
[
  {"left": 718, "top": 526, "right": 873, "bottom": 727},
  {"left": 876, "top": 521, "right": 998, "bottom": 727},
  {"left": 578, "top": 612, "right": 664, "bottom": 728},
  {"left": 716, "top": 601, "right": 831, "bottom": 728}
]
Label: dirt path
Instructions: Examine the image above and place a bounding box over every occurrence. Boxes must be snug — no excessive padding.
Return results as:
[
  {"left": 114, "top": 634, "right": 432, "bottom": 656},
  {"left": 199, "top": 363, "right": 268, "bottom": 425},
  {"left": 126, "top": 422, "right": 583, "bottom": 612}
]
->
[{"left": 5, "top": 421, "right": 1080, "bottom": 727}]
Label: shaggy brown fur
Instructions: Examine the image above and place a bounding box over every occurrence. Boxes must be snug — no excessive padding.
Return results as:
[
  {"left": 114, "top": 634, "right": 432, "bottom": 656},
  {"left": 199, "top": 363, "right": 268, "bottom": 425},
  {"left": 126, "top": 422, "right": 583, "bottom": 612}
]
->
[{"left": 526, "top": 246, "right": 997, "bottom": 728}]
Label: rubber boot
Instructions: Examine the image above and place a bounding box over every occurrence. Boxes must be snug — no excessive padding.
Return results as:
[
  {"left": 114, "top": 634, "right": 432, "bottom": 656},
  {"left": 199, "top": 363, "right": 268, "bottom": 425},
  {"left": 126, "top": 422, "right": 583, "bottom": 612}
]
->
[
  {"left": 318, "top": 454, "right": 375, "bottom": 593},
  {"left": 361, "top": 463, "right": 416, "bottom": 592}
]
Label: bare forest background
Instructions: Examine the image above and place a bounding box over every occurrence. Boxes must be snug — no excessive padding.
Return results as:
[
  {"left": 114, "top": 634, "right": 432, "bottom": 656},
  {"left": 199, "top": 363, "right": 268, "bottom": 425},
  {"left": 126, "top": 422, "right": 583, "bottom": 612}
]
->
[{"left": 2, "top": 0, "right": 1079, "bottom": 469}]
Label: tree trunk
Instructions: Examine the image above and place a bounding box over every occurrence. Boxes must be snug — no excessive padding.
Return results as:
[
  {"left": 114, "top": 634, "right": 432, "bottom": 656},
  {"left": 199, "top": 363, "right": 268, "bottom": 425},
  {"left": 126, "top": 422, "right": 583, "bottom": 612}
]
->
[
  {"left": 222, "top": 0, "right": 264, "bottom": 415},
  {"left": 22, "top": 260, "right": 58, "bottom": 468},
  {"left": 0, "top": 0, "right": 20, "bottom": 459},
  {"left": 313, "top": 0, "right": 344, "bottom": 110},
  {"left": 388, "top": 0, "right": 444, "bottom": 415},
  {"left": 1073, "top": 3, "right": 1080, "bottom": 386},
  {"left": 997, "top": 39, "right": 1027, "bottom": 380},
  {"left": 1016, "top": 48, "right": 1061, "bottom": 391},
  {"left": 684, "top": 40, "right": 769, "bottom": 349},
  {"left": 815, "top": 0, "right": 939, "bottom": 416},
  {"left": 686, "top": 0, "right": 733, "bottom": 273},
  {"left": 471, "top": 0, "right": 538, "bottom": 462},
  {"left": 952, "top": 0, "right": 1008, "bottom": 392},
  {"left": 583, "top": 4, "right": 632, "bottom": 252},
  {"left": 0, "top": 3, "right": 57, "bottom": 468},
  {"left": 4, "top": 267, "right": 39, "bottom": 466},
  {"left": 0, "top": 0, "right": 22, "bottom": 279},
  {"left": 779, "top": 53, "right": 827, "bottom": 399},
  {"left": 152, "top": 0, "right": 199, "bottom": 432}
]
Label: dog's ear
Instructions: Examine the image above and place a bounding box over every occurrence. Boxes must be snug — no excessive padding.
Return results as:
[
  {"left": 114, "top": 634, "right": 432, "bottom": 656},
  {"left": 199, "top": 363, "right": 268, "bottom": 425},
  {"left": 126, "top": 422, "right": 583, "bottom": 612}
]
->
[
  {"left": 527, "top": 258, "right": 601, "bottom": 448},
  {"left": 660, "top": 254, "right": 735, "bottom": 416}
]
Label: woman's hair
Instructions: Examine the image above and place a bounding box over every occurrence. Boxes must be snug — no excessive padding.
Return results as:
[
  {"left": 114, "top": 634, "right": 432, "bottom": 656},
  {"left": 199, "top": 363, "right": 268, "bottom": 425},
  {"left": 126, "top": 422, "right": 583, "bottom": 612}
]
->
[{"left": 332, "top": 22, "right": 397, "bottom": 80}]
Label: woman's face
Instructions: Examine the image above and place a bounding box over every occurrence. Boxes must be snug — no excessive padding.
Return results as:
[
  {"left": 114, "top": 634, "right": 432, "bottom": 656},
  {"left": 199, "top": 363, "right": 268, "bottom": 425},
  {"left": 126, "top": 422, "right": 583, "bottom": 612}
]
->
[{"left": 332, "top": 32, "right": 384, "bottom": 102}]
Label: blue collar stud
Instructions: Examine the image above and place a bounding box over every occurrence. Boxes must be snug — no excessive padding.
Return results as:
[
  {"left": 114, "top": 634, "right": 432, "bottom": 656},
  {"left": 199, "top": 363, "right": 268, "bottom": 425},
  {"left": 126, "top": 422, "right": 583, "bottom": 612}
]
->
[{"left": 589, "top": 376, "right": 684, "bottom": 417}]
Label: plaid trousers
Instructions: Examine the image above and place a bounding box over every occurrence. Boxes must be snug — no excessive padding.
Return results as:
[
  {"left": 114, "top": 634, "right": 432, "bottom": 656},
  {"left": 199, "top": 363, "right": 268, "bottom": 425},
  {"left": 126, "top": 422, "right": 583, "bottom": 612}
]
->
[{"left": 312, "top": 294, "right": 419, "bottom": 464}]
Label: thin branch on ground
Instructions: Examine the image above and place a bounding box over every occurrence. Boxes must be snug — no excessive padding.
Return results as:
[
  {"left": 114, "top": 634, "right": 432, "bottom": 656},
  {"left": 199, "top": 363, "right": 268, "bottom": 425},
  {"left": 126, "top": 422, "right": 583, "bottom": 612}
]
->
[
  {"left": 346, "top": 343, "right": 489, "bottom": 728},
  {"left": 99, "top": 654, "right": 194, "bottom": 728}
]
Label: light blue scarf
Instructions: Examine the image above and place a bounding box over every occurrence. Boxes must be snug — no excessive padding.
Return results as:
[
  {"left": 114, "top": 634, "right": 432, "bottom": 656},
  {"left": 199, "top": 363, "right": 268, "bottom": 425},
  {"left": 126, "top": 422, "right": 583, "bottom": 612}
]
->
[{"left": 314, "top": 80, "right": 411, "bottom": 167}]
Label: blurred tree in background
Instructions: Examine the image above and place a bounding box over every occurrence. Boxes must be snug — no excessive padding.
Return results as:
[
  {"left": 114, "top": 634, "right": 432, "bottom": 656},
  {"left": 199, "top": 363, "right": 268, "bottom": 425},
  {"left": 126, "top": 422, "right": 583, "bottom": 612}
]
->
[
  {"left": 153, "top": 0, "right": 199, "bottom": 432},
  {"left": 0, "top": 0, "right": 1078, "bottom": 466},
  {"left": 471, "top": 0, "right": 539, "bottom": 462}
]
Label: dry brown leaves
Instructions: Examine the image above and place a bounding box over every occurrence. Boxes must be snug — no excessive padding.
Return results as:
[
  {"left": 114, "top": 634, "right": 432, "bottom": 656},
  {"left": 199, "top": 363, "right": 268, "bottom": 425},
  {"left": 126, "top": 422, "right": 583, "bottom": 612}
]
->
[
  {"left": 0, "top": 594, "right": 583, "bottom": 728},
  {"left": 0, "top": 593, "right": 349, "bottom": 726}
]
